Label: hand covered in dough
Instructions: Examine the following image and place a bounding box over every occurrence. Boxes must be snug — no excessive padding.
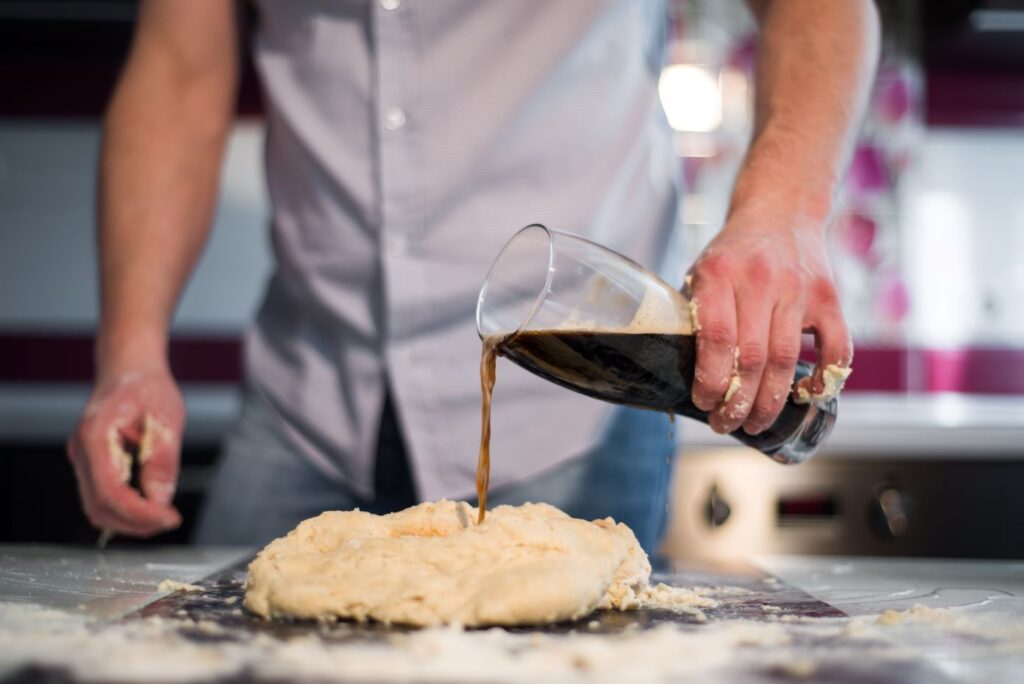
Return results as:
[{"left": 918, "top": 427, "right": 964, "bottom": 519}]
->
[
  {"left": 67, "top": 367, "right": 184, "bottom": 537},
  {"left": 685, "top": 214, "right": 852, "bottom": 436}
]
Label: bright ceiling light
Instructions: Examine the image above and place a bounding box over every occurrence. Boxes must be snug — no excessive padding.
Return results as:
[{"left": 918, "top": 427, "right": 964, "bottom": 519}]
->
[{"left": 658, "top": 64, "right": 723, "bottom": 133}]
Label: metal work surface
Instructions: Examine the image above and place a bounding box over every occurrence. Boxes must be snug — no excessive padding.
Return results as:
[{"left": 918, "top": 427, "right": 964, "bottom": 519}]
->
[
  {"left": 759, "top": 555, "right": 1024, "bottom": 617},
  {"left": 133, "top": 556, "right": 844, "bottom": 640},
  {"left": 0, "top": 545, "right": 248, "bottom": 617},
  {"left": 0, "top": 546, "right": 1022, "bottom": 683}
]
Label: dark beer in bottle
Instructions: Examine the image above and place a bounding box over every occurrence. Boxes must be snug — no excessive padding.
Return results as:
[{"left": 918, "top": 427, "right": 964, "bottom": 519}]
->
[{"left": 493, "top": 330, "right": 833, "bottom": 460}]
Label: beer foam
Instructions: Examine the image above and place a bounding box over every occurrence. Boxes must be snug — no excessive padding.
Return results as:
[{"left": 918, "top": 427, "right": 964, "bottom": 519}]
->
[
  {"left": 623, "top": 285, "right": 694, "bottom": 334},
  {"left": 549, "top": 285, "right": 693, "bottom": 335}
]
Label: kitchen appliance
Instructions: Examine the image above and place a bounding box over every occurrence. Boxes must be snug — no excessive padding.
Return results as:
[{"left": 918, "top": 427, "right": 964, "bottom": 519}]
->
[{"left": 663, "top": 394, "right": 1024, "bottom": 560}]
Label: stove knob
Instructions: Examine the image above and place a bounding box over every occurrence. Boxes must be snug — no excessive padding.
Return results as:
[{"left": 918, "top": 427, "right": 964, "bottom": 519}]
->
[
  {"left": 868, "top": 485, "right": 910, "bottom": 539},
  {"left": 704, "top": 483, "right": 731, "bottom": 529}
]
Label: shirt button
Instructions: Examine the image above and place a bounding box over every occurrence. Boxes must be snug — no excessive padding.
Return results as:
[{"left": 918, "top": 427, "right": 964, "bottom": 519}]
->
[
  {"left": 380, "top": 0, "right": 400, "bottom": 10},
  {"left": 387, "top": 234, "right": 409, "bottom": 256},
  {"left": 383, "top": 107, "right": 406, "bottom": 130}
]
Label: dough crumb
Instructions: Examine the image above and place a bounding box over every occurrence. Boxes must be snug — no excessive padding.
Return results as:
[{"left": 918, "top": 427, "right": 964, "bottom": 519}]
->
[
  {"left": 723, "top": 348, "right": 742, "bottom": 402},
  {"left": 190, "top": 620, "right": 224, "bottom": 635},
  {"left": 158, "top": 580, "right": 203, "bottom": 594},
  {"left": 139, "top": 414, "right": 174, "bottom": 465},
  {"left": 688, "top": 297, "right": 702, "bottom": 333},
  {"left": 876, "top": 604, "right": 954, "bottom": 626},
  {"left": 638, "top": 583, "right": 718, "bottom": 613},
  {"left": 106, "top": 425, "right": 133, "bottom": 484},
  {"left": 770, "top": 659, "right": 817, "bottom": 678},
  {"left": 794, "top": 364, "right": 852, "bottom": 404}
]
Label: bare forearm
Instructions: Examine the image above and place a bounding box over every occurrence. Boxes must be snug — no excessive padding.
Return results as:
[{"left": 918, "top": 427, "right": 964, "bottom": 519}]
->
[
  {"left": 729, "top": 0, "right": 880, "bottom": 232},
  {"left": 97, "top": 0, "right": 239, "bottom": 379},
  {"left": 687, "top": 1, "right": 876, "bottom": 434}
]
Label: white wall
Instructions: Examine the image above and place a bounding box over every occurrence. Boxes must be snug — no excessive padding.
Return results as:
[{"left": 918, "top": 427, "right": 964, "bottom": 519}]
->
[
  {"left": 901, "top": 127, "right": 1024, "bottom": 348},
  {"left": 0, "top": 121, "right": 271, "bottom": 333},
  {"left": 4, "top": 122, "right": 1023, "bottom": 350}
]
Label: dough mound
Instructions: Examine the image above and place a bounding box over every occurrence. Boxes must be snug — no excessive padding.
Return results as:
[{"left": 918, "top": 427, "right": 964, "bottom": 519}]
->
[{"left": 244, "top": 500, "right": 651, "bottom": 627}]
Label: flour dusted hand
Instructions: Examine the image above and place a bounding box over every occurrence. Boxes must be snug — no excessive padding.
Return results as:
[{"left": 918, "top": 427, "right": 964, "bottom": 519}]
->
[
  {"left": 67, "top": 368, "right": 183, "bottom": 537},
  {"left": 244, "top": 501, "right": 651, "bottom": 627}
]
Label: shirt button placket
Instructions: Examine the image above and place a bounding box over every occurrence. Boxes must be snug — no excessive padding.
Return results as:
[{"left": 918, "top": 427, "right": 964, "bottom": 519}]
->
[
  {"left": 375, "top": 0, "right": 415, "bottom": 293},
  {"left": 376, "top": 0, "right": 409, "bottom": 259}
]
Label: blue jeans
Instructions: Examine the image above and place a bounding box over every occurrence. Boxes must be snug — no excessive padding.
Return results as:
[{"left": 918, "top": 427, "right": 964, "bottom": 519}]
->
[{"left": 194, "top": 390, "right": 676, "bottom": 553}]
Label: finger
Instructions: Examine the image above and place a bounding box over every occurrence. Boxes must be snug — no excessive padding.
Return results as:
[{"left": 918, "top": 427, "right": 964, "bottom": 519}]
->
[
  {"left": 807, "top": 314, "right": 854, "bottom": 398},
  {"left": 69, "top": 433, "right": 176, "bottom": 537},
  {"left": 744, "top": 299, "right": 802, "bottom": 435},
  {"left": 139, "top": 414, "right": 181, "bottom": 506},
  {"left": 95, "top": 493, "right": 182, "bottom": 537},
  {"left": 709, "top": 290, "right": 770, "bottom": 434},
  {"left": 68, "top": 434, "right": 108, "bottom": 528},
  {"left": 80, "top": 416, "right": 182, "bottom": 534},
  {"left": 804, "top": 283, "right": 854, "bottom": 398},
  {"left": 690, "top": 280, "right": 737, "bottom": 412}
]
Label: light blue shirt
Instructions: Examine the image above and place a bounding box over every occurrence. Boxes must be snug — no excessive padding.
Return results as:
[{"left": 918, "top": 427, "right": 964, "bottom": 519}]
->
[{"left": 247, "top": 0, "right": 681, "bottom": 500}]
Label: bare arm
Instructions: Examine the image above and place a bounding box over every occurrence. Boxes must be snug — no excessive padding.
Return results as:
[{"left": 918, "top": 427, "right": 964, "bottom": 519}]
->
[
  {"left": 688, "top": 0, "right": 879, "bottom": 434},
  {"left": 69, "top": 0, "right": 240, "bottom": 536},
  {"left": 732, "top": 0, "right": 879, "bottom": 232},
  {"left": 98, "top": 0, "right": 240, "bottom": 376}
]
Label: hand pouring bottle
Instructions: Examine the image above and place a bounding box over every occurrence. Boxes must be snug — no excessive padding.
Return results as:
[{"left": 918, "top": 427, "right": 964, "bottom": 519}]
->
[{"left": 476, "top": 224, "right": 840, "bottom": 465}]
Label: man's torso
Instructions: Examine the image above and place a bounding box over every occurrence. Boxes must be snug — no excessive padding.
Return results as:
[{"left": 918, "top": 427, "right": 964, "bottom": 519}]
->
[{"left": 245, "top": 0, "right": 681, "bottom": 500}]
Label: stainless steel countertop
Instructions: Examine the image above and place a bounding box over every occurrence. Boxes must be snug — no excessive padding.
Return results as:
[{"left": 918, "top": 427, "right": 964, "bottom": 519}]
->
[
  {"left": 757, "top": 555, "right": 1024, "bottom": 617},
  {"left": 0, "top": 545, "right": 248, "bottom": 618},
  {"left": 1, "top": 546, "right": 1022, "bottom": 683},
  {"left": 757, "top": 555, "right": 1024, "bottom": 683},
  {"left": 4, "top": 546, "right": 1019, "bottom": 620}
]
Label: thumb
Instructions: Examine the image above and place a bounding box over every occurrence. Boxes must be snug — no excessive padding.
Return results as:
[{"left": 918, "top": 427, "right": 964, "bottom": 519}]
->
[{"left": 138, "top": 413, "right": 181, "bottom": 506}]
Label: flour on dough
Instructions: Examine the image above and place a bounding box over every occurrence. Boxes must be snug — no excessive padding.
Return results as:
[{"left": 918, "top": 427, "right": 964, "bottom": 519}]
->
[{"left": 245, "top": 501, "right": 650, "bottom": 627}]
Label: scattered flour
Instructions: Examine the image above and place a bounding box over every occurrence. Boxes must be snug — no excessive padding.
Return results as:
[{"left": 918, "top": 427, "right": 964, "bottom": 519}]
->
[
  {"left": 634, "top": 584, "right": 719, "bottom": 621},
  {"left": 0, "top": 603, "right": 801, "bottom": 684},
  {"left": 876, "top": 604, "right": 955, "bottom": 626},
  {"left": 875, "top": 604, "right": 1024, "bottom": 646},
  {"left": 5, "top": 600, "right": 1023, "bottom": 683}
]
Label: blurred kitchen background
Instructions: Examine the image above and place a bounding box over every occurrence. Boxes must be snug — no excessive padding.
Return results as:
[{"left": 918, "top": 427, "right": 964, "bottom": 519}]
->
[{"left": 0, "top": 0, "right": 1022, "bottom": 558}]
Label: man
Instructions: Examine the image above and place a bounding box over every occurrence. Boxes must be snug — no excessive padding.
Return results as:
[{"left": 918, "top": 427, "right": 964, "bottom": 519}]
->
[{"left": 68, "top": 0, "right": 877, "bottom": 552}]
